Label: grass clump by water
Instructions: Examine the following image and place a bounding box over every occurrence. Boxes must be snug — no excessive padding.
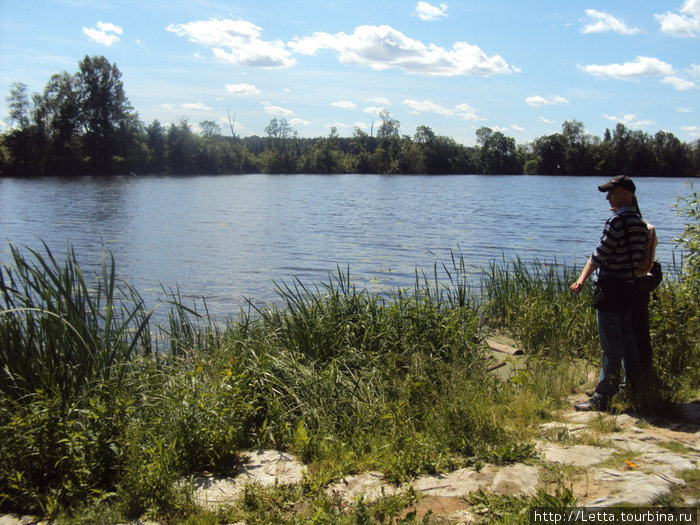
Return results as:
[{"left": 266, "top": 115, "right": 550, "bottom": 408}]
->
[
  {"left": 0, "top": 244, "right": 560, "bottom": 521},
  {"left": 480, "top": 256, "right": 599, "bottom": 360}
]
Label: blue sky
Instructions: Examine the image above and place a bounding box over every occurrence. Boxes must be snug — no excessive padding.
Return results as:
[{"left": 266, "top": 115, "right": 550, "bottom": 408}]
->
[{"left": 0, "top": 0, "right": 698, "bottom": 145}]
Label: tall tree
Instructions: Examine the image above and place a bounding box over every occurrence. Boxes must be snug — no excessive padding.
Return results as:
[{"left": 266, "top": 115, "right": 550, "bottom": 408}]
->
[
  {"left": 476, "top": 127, "right": 520, "bottom": 174},
  {"left": 75, "top": 55, "right": 134, "bottom": 173},
  {"left": 6, "top": 82, "right": 30, "bottom": 130},
  {"left": 376, "top": 110, "right": 400, "bottom": 140}
]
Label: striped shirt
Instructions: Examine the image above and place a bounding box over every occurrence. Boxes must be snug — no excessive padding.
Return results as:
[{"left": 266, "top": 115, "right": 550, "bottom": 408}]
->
[{"left": 592, "top": 207, "right": 649, "bottom": 282}]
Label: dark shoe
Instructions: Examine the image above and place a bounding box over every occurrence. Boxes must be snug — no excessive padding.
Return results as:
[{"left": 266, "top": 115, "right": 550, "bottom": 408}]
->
[{"left": 575, "top": 394, "right": 609, "bottom": 412}]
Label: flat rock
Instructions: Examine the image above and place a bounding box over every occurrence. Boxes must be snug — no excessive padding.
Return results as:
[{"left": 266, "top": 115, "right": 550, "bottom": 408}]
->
[
  {"left": 536, "top": 442, "right": 616, "bottom": 467},
  {"left": 584, "top": 468, "right": 686, "bottom": 506},
  {"left": 0, "top": 516, "right": 48, "bottom": 525},
  {"left": 191, "top": 449, "right": 306, "bottom": 509},
  {"left": 411, "top": 466, "right": 497, "bottom": 498},
  {"left": 635, "top": 450, "right": 699, "bottom": 477},
  {"left": 490, "top": 464, "right": 539, "bottom": 496},
  {"left": 326, "top": 472, "right": 400, "bottom": 503}
]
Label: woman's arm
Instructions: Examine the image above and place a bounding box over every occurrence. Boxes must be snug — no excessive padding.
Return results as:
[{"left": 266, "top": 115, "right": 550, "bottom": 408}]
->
[{"left": 570, "top": 258, "right": 598, "bottom": 295}]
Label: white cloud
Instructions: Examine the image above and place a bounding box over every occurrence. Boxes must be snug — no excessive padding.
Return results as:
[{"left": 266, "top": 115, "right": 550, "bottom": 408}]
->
[
  {"left": 289, "top": 117, "right": 310, "bottom": 126},
  {"left": 402, "top": 99, "right": 483, "bottom": 121},
  {"left": 579, "top": 56, "right": 674, "bottom": 80},
  {"left": 602, "top": 113, "right": 655, "bottom": 128},
  {"left": 82, "top": 21, "right": 123, "bottom": 46},
  {"left": 580, "top": 9, "right": 640, "bottom": 35},
  {"left": 288, "top": 24, "right": 515, "bottom": 76},
  {"left": 331, "top": 100, "right": 357, "bottom": 109},
  {"left": 453, "top": 103, "right": 483, "bottom": 121},
  {"left": 689, "top": 64, "right": 700, "bottom": 77},
  {"left": 539, "top": 116, "right": 555, "bottom": 124},
  {"left": 167, "top": 18, "right": 296, "bottom": 68},
  {"left": 225, "top": 83, "right": 261, "bottom": 95},
  {"left": 263, "top": 104, "right": 295, "bottom": 117},
  {"left": 181, "top": 102, "right": 212, "bottom": 110},
  {"left": 414, "top": 2, "right": 448, "bottom": 21},
  {"left": 681, "top": 125, "right": 700, "bottom": 137},
  {"left": 677, "top": 106, "right": 693, "bottom": 112},
  {"left": 367, "top": 96, "right": 391, "bottom": 105},
  {"left": 403, "top": 99, "right": 453, "bottom": 116},
  {"left": 363, "top": 106, "right": 386, "bottom": 116},
  {"left": 135, "top": 38, "right": 150, "bottom": 51},
  {"left": 510, "top": 124, "right": 526, "bottom": 133},
  {"left": 661, "top": 76, "right": 697, "bottom": 90},
  {"left": 655, "top": 0, "right": 700, "bottom": 37},
  {"left": 525, "top": 95, "right": 569, "bottom": 107}
]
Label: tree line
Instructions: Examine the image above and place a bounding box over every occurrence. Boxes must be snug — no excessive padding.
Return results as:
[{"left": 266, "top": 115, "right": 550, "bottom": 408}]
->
[{"left": 2, "top": 55, "right": 699, "bottom": 178}]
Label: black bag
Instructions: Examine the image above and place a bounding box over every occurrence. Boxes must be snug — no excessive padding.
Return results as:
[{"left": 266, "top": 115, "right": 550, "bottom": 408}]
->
[
  {"left": 593, "top": 274, "right": 634, "bottom": 313},
  {"left": 642, "top": 261, "right": 663, "bottom": 293}
]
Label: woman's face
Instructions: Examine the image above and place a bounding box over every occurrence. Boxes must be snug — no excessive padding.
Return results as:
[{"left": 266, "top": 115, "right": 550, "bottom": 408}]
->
[{"left": 606, "top": 187, "right": 633, "bottom": 211}]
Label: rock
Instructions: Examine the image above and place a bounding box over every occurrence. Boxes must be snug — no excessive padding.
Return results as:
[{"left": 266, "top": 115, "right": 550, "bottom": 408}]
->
[
  {"left": 326, "top": 472, "right": 400, "bottom": 503},
  {"left": 411, "top": 466, "right": 497, "bottom": 498},
  {"left": 0, "top": 516, "right": 48, "bottom": 525},
  {"left": 329, "top": 463, "right": 539, "bottom": 503},
  {"left": 491, "top": 464, "right": 539, "bottom": 496},
  {"left": 536, "top": 442, "right": 616, "bottom": 467},
  {"left": 191, "top": 449, "right": 306, "bottom": 510},
  {"left": 585, "top": 468, "right": 685, "bottom": 506}
]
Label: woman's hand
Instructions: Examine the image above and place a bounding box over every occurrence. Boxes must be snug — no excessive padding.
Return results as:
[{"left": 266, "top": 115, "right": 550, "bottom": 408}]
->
[{"left": 570, "top": 258, "right": 597, "bottom": 295}]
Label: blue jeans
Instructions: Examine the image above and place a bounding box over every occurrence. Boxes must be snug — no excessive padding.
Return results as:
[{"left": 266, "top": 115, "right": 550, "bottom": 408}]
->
[{"left": 594, "top": 308, "right": 640, "bottom": 399}]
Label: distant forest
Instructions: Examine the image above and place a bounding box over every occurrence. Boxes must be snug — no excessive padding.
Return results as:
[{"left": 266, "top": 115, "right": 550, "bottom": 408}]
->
[{"left": 2, "top": 55, "right": 699, "bottom": 178}]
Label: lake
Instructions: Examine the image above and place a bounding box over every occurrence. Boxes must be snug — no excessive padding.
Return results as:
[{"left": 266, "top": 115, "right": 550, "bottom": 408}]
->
[{"left": 0, "top": 174, "right": 694, "bottom": 319}]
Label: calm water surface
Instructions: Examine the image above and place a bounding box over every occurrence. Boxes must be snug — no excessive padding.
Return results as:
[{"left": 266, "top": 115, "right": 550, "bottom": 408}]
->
[{"left": 0, "top": 174, "right": 694, "bottom": 318}]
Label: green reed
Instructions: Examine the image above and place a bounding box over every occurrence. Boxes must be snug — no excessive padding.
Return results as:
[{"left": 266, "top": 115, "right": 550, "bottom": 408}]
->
[
  {"left": 0, "top": 243, "right": 157, "bottom": 402},
  {"left": 480, "top": 256, "right": 599, "bottom": 359}
]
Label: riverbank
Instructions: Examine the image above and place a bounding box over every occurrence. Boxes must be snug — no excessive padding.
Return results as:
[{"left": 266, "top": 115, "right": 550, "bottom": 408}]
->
[
  {"left": 1, "top": 190, "right": 698, "bottom": 522},
  {"left": 2, "top": 360, "right": 698, "bottom": 524}
]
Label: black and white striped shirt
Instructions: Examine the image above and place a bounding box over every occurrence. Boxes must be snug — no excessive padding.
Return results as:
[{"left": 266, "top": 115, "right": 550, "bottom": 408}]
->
[{"left": 592, "top": 207, "right": 649, "bottom": 282}]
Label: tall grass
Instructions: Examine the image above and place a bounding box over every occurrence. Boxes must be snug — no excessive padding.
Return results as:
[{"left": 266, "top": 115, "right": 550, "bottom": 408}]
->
[
  {"left": 480, "top": 256, "right": 599, "bottom": 359},
  {"left": 0, "top": 242, "right": 155, "bottom": 402}
]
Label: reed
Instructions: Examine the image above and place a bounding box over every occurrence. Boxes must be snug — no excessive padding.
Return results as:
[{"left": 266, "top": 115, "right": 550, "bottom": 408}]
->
[
  {"left": 480, "top": 256, "right": 599, "bottom": 359},
  {"left": 0, "top": 243, "right": 155, "bottom": 402}
]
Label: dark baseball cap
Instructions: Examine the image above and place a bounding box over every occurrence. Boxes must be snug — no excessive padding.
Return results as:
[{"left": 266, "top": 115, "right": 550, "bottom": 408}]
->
[{"left": 598, "top": 175, "right": 636, "bottom": 193}]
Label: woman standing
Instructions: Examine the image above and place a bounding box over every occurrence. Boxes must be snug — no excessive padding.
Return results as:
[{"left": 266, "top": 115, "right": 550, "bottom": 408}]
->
[{"left": 570, "top": 175, "right": 650, "bottom": 411}]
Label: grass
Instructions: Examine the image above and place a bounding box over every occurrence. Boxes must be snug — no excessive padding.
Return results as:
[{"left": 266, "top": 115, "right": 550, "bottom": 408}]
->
[{"left": 0, "top": 237, "right": 697, "bottom": 523}]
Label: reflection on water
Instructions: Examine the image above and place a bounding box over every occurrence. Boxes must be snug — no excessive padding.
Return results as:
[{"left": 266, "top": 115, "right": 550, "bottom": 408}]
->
[{"left": 0, "top": 174, "right": 692, "bottom": 318}]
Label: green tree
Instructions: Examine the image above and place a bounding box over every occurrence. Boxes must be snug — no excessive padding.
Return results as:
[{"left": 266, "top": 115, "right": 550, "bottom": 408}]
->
[
  {"left": 3, "top": 82, "right": 46, "bottom": 175},
  {"left": 166, "top": 118, "right": 198, "bottom": 174},
  {"left": 376, "top": 110, "right": 400, "bottom": 140},
  {"left": 476, "top": 127, "right": 520, "bottom": 174},
  {"left": 261, "top": 117, "right": 297, "bottom": 173},
  {"left": 199, "top": 120, "right": 221, "bottom": 139},
  {"left": 35, "top": 71, "right": 83, "bottom": 173},
  {"left": 654, "top": 131, "right": 693, "bottom": 178},
  {"left": 75, "top": 55, "right": 135, "bottom": 173},
  {"left": 6, "top": 82, "right": 30, "bottom": 130},
  {"left": 531, "top": 133, "right": 568, "bottom": 175},
  {"left": 146, "top": 120, "right": 166, "bottom": 171}
]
